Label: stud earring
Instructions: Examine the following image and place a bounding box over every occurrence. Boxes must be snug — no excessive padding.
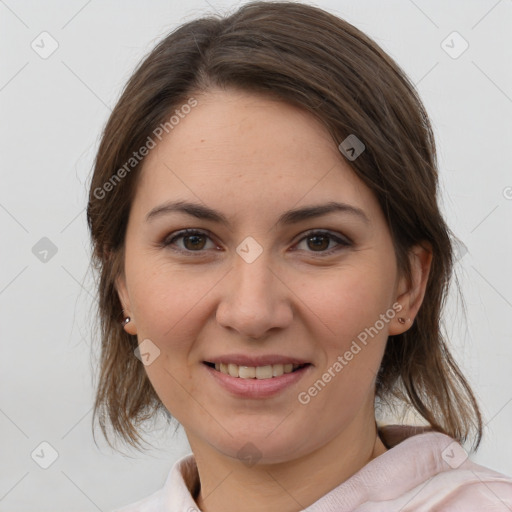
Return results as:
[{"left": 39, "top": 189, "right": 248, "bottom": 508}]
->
[
  {"left": 398, "top": 317, "right": 406, "bottom": 324},
  {"left": 122, "top": 317, "right": 131, "bottom": 326}
]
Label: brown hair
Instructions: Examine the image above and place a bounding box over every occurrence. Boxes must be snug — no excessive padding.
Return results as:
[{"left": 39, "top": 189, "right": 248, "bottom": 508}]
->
[{"left": 87, "top": 1, "right": 482, "bottom": 450}]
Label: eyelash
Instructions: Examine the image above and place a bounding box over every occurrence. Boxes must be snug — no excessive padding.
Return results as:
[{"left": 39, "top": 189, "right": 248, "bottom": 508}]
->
[{"left": 161, "top": 228, "right": 352, "bottom": 256}]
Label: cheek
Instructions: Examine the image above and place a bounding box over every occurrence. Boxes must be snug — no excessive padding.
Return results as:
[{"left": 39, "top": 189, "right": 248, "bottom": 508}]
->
[
  {"left": 126, "top": 260, "right": 208, "bottom": 416},
  {"left": 299, "top": 262, "right": 396, "bottom": 348},
  {"left": 127, "top": 254, "right": 215, "bottom": 344}
]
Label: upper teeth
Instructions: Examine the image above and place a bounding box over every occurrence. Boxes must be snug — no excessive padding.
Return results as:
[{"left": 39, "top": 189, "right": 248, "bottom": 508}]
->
[{"left": 214, "top": 362, "right": 300, "bottom": 379}]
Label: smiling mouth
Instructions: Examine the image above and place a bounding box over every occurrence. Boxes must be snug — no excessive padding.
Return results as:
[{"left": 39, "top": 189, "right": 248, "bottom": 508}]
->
[{"left": 204, "top": 361, "right": 310, "bottom": 380}]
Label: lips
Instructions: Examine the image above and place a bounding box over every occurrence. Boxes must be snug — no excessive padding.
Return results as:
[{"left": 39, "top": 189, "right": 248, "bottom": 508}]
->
[
  {"left": 203, "top": 357, "right": 312, "bottom": 399},
  {"left": 204, "top": 361, "right": 308, "bottom": 379},
  {"left": 203, "top": 354, "right": 311, "bottom": 381}
]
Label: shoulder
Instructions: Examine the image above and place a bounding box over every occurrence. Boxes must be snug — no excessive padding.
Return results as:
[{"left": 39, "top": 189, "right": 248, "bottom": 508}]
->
[
  {"left": 403, "top": 462, "right": 512, "bottom": 511},
  {"left": 374, "top": 426, "right": 512, "bottom": 511},
  {"left": 110, "top": 454, "right": 199, "bottom": 512}
]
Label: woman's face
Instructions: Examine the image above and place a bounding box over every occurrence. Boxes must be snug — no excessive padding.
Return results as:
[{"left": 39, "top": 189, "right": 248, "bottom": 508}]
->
[{"left": 118, "top": 88, "right": 413, "bottom": 463}]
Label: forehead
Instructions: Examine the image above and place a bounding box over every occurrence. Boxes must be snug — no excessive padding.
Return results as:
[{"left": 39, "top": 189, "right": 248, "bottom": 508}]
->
[{"left": 133, "top": 88, "right": 379, "bottom": 223}]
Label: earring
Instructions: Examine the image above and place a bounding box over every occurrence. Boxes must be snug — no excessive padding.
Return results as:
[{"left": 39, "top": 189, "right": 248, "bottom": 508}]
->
[
  {"left": 121, "top": 317, "right": 131, "bottom": 326},
  {"left": 398, "top": 317, "right": 406, "bottom": 324}
]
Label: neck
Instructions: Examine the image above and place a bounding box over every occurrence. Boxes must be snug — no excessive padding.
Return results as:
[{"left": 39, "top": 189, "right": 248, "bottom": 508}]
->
[{"left": 190, "top": 412, "right": 387, "bottom": 512}]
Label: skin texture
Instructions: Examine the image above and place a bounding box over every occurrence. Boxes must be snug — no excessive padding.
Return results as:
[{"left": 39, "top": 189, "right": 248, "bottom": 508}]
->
[{"left": 117, "top": 88, "right": 432, "bottom": 512}]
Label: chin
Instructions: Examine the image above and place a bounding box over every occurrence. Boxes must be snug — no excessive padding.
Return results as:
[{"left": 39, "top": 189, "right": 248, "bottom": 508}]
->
[{"left": 191, "top": 420, "right": 316, "bottom": 466}]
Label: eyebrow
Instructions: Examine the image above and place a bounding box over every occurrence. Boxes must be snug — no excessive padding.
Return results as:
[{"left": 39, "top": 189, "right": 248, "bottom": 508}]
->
[{"left": 145, "top": 199, "right": 370, "bottom": 226}]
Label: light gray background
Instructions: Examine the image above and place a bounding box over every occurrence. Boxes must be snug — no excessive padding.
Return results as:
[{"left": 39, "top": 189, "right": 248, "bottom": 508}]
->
[{"left": 1, "top": 0, "right": 511, "bottom": 510}]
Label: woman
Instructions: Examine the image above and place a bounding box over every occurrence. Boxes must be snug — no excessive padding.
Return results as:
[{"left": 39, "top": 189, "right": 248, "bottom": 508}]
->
[{"left": 87, "top": 2, "right": 512, "bottom": 510}]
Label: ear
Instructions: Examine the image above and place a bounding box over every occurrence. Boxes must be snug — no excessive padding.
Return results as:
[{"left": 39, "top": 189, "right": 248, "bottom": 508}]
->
[
  {"left": 116, "top": 273, "right": 138, "bottom": 336},
  {"left": 388, "top": 242, "right": 433, "bottom": 335}
]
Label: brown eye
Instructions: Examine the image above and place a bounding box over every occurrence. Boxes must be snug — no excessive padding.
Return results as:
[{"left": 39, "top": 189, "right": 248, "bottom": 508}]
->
[
  {"left": 306, "top": 234, "right": 330, "bottom": 251},
  {"left": 163, "top": 229, "right": 216, "bottom": 252},
  {"left": 295, "top": 230, "right": 351, "bottom": 255},
  {"left": 183, "top": 233, "right": 207, "bottom": 250}
]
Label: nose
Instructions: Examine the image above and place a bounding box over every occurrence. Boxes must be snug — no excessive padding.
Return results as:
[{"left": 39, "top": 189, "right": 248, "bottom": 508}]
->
[{"left": 215, "top": 251, "right": 294, "bottom": 340}]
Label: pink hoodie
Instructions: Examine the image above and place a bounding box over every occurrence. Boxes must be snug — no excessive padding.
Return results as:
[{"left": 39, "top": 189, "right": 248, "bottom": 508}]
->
[{"left": 113, "top": 426, "right": 512, "bottom": 511}]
